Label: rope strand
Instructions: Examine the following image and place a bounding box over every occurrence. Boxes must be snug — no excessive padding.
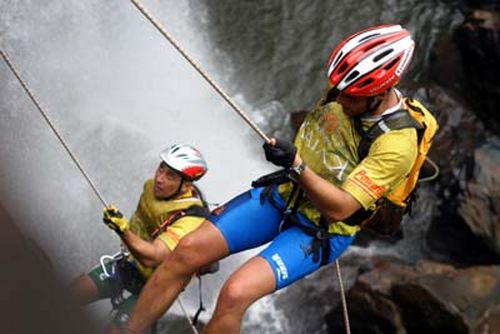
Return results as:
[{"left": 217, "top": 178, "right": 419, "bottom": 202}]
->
[
  {"left": 1, "top": 46, "right": 201, "bottom": 334},
  {"left": 335, "top": 259, "right": 351, "bottom": 334},
  {"left": 177, "top": 296, "right": 200, "bottom": 334},
  {"left": 0, "top": 48, "right": 109, "bottom": 207},
  {"left": 128, "top": 0, "right": 269, "bottom": 142},
  {"left": 127, "top": 2, "right": 352, "bottom": 333}
]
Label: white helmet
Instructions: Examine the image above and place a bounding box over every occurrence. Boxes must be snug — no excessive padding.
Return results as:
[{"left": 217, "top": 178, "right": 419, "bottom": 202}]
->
[{"left": 159, "top": 144, "right": 208, "bottom": 181}]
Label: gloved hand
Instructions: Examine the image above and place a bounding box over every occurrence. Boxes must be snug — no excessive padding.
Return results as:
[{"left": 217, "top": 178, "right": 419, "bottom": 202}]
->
[
  {"left": 263, "top": 138, "right": 297, "bottom": 168},
  {"left": 103, "top": 205, "right": 129, "bottom": 235}
]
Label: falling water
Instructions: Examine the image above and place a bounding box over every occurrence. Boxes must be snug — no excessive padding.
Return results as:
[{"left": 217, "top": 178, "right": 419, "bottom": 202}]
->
[{"left": 1, "top": 0, "right": 468, "bottom": 332}]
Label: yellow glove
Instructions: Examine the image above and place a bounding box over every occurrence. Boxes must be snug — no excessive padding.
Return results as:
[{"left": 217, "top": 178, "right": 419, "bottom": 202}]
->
[{"left": 103, "top": 205, "right": 129, "bottom": 235}]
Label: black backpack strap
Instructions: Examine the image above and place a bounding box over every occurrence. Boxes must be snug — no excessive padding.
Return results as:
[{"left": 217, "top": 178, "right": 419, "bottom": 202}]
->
[
  {"left": 183, "top": 205, "right": 210, "bottom": 219},
  {"left": 357, "top": 109, "right": 423, "bottom": 161}
]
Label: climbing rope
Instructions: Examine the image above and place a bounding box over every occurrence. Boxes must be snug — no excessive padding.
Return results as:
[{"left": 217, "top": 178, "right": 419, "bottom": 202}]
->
[
  {"left": 0, "top": 47, "right": 198, "bottom": 334},
  {"left": 0, "top": 48, "right": 109, "bottom": 208},
  {"left": 335, "top": 259, "right": 351, "bottom": 334},
  {"left": 128, "top": 0, "right": 269, "bottom": 142},
  {"left": 126, "top": 2, "right": 352, "bottom": 333},
  {"left": 177, "top": 296, "right": 200, "bottom": 334},
  {"left": 419, "top": 156, "right": 440, "bottom": 183}
]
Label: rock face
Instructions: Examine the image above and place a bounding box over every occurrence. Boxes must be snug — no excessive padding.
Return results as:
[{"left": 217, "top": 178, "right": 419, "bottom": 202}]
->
[
  {"left": 394, "top": 84, "right": 500, "bottom": 264},
  {"left": 462, "top": 140, "right": 500, "bottom": 255},
  {"left": 430, "top": 0, "right": 500, "bottom": 133},
  {"left": 326, "top": 260, "right": 500, "bottom": 334}
]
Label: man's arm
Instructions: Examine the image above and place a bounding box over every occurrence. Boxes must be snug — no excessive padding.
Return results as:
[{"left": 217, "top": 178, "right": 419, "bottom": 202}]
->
[
  {"left": 292, "top": 155, "right": 361, "bottom": 222},
  {"left": 120, "top": 231, "right": 170, "bottom": 268},
  {"left": 102, "top": 205, "right": 170, "bottom": 268},
  {"left": 263, "top": 138, "right": 361, "bottom": 223}
]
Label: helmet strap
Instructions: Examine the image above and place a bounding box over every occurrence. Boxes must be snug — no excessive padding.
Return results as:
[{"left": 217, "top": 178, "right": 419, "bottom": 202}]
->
[
  {"left": 160, "top": 178, "right": 185, "bottom": 201},
  {"left": 366, "top": 97, "right": 382, "bottom": 114}
]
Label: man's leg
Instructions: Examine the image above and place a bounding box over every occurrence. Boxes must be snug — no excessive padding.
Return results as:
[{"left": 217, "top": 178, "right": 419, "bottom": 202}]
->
[
  {"left": 204, "top": 256, "right": 275, "bottom": 334},
  {"left": 69, "top": 274, "right": 99, "bottom": 305},
  {"left": 125, "top": 220, "right": 229, "bottom": 333}
]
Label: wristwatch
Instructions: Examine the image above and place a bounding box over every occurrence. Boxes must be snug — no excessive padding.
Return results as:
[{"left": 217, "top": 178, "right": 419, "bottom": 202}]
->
[{"left": 290, "top": 160, "right": 306, "bottom": 181}]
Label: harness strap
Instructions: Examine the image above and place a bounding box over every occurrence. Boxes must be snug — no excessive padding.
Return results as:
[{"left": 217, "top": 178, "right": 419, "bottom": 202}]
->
[
  {"left": 281, "top": 185, "right": 332, "bottom": 266},
  {"left": 151, "top": 205, "right": 210, "bottom": 238},
  {"left": 252, "top": 171, "right": 333, "bottom": 266},
  {"left": 356, "top": 109, "right": 422, "bottom": 161}
]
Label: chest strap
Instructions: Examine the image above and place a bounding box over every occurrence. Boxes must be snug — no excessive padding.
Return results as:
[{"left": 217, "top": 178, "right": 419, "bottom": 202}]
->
[{"left": 151, "top": 205, "right": 210, "bottom": 238}]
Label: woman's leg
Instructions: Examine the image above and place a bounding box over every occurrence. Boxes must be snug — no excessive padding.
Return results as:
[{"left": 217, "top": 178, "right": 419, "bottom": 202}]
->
[{"left": 69, "top": 273, "right": 100, "bottom": 305}]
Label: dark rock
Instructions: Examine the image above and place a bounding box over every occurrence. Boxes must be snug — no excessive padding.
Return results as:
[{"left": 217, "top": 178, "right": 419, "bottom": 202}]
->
[
  {"left": 326, "top": 260, "right": 500, "bottom": 334},
  {"left": 273, "top": 258, "right": 360, "bottom": 334},
  {"left": 430, "top": 3, "right": 500, "bottom": 133},
  {"left": 462, "top": 138, "right": 500, "bottom": 255}
]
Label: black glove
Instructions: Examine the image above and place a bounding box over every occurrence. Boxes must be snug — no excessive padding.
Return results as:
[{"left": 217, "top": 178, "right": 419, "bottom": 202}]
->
[{"left": 263, "top": 138, "right": 297, "bottom": 168}]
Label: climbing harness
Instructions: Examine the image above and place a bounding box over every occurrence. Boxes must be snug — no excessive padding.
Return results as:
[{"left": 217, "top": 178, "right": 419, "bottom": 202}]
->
[
  {"left": 253, "top": 170, "right": 352, "bottom": 332},
  {"left": 128, "top": 0, "right": 269, "bottom": 143},
  {"left": 0, "top": 48, "right": 200, "bottom": 334}
]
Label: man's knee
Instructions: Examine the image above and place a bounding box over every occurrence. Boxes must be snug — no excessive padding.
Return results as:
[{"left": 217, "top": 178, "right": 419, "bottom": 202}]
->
[{"left": 218, "top": 279, "right": 251, "bottom": 310}]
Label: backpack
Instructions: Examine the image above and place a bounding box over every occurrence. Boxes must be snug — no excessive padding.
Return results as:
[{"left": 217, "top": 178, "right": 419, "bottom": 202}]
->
[{"left": 349, "top": 97, "right": 439, "bottom": 235}]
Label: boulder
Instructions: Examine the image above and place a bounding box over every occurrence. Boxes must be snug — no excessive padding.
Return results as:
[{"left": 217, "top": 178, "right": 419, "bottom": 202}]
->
[
  {"left": 462, "top": 139, "right": 500, "bottom": 255},
  {"left": 326, "top": 260, "right": 500, "bottom": 334}
]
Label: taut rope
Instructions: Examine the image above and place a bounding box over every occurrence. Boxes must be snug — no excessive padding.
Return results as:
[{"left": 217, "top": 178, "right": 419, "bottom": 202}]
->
[
  {"left": 0, "top": 48, "right": 109, "bottom": 208},
  {"left": 126, "top": 2, "right": 352, "bottom": 333},
  {"left": 128, "top": 0, "right": 269, "bottom": 142}
]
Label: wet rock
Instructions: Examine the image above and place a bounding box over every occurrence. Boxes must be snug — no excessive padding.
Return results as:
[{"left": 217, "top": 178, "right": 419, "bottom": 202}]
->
[
  {"left": 326, "top": 260, "right": 500, "bottom": 334},
  {"left": 430, "top": 1, "right": 500, "bottom": 133},
  {"left": 273, "top": 258, "right": 360, "bottom": 334},
  {"left": 474, "top": 304, "right": 500, "bottom": 334},
  {"left": 462, "top": 138, "right": 500, "bottom": 255},
  {"left": 397, "top": 84, "right": 500, "bottom": 264}
]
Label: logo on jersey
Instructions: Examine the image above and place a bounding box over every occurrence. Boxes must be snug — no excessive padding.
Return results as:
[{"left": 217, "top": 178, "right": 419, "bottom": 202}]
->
[
  {"left": 322, "top": 113, "right": 338, "bottom": 133},
  {"left": 271, "top": 254, "right": 288, "bottom": 281},
  {"left": 351, "top": 170, "right": 386, "bottom": 198}
]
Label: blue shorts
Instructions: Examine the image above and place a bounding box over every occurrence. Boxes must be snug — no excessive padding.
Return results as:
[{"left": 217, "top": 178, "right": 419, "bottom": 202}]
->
[{"left": 210, "top": 186, "right": 355, "bottom": 290}]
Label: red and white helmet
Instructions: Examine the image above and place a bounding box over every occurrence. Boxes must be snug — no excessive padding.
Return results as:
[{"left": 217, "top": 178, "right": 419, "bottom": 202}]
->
[
  {"left": 159, "top": 144, "right": 207, "bottom": 181},
  {"left": 327, "top": 24, "right": 415, "bottom": 96}
]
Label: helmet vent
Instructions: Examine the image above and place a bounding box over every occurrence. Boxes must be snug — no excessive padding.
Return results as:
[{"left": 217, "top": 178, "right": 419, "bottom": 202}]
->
[
  {"left": 338, "top": 63, "right": 348, "bottom": 74},
  {"left": 384, "top": 57, "right": 399, "bottom": 70},
  {"left": 364, "top": 40, "right": 385, "bottom": 52},
  {"left": 332, "top": 51, "right": 344, "bottom": 68},
  {"left": 345, "top": 71, "right": 359, "bottom": 83},
  {"left": 359, "top": 33, "right": 379, "bottom": 43},
  {"left": 373, "top": 49, "right": 393, "bottom": 62},
  {"left": 356, "top": 78, "right": 374, "bottom": 88}
]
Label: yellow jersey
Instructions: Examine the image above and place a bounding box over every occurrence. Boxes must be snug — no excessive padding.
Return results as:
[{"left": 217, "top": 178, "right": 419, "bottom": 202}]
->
[
  {"left": 279, "top": 95, "right": 418, "bottom": 236},
  {"left": 128, "top": 179, "right": 206, "bottom": 277}
]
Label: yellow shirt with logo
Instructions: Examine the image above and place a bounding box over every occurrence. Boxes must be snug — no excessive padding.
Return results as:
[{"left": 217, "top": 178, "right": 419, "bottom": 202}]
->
[
  {"left": 128, "top": 179, "right": 206, "bottom": 278},
  {"left": 279, "top": 94, "right": 418, "bottom": 236}
]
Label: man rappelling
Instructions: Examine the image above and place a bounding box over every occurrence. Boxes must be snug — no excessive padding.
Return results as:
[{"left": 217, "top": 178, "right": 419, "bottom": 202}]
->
[
  {"left": 70, "top": 144, "right": 215, "bottom": 333},
  {"left": 122, "top": 24, "right": 438, "bottom": 334}
]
